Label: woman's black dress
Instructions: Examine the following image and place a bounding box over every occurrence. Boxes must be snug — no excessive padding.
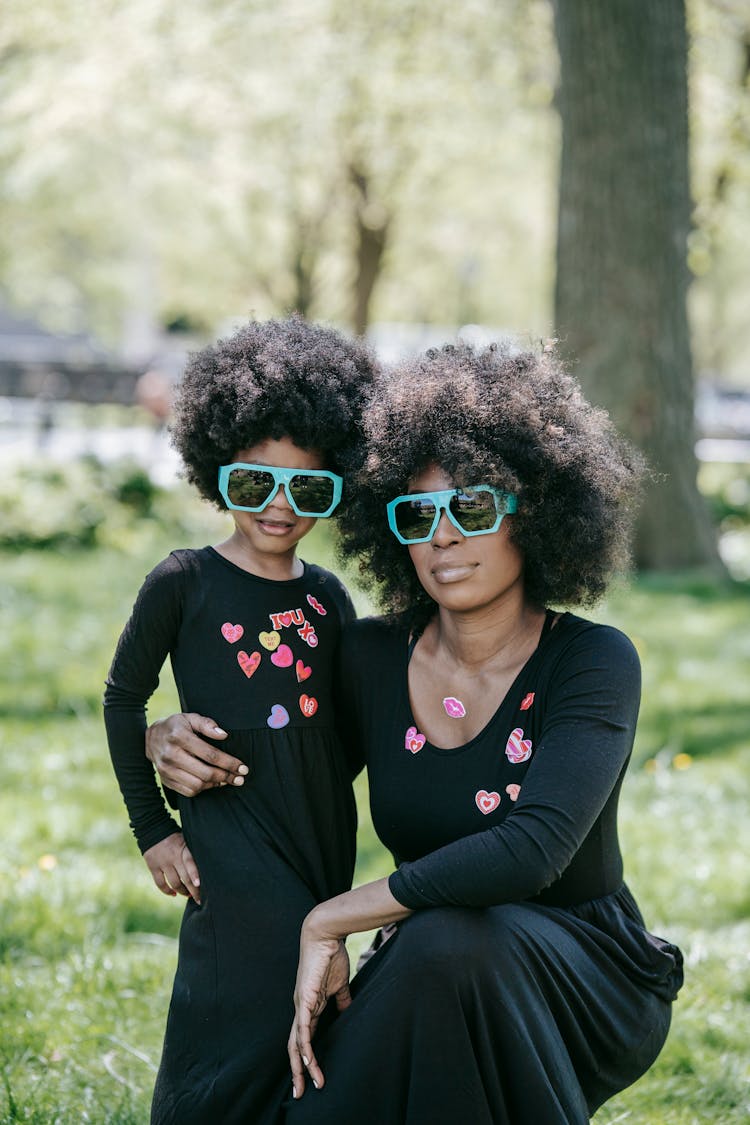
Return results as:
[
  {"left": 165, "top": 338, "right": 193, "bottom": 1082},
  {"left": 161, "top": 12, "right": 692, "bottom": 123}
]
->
[
  {"left": 104, "top": 548, "right": 358, "bottom": 1125},
  {"left": 285, "top": 612, "right": 683, "bottom": 1125}
]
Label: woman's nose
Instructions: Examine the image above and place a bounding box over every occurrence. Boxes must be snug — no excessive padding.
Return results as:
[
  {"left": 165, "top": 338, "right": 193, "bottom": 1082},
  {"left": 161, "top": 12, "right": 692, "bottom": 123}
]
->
[{"left": 431, "top": 511, "right": 461, "bottom": 546}]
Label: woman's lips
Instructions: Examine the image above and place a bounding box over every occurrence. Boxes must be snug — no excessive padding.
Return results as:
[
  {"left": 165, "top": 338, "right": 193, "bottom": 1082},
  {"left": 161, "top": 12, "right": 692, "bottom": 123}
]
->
[{"left": 431, "top": 562, "right": 477, "bottom": 583}]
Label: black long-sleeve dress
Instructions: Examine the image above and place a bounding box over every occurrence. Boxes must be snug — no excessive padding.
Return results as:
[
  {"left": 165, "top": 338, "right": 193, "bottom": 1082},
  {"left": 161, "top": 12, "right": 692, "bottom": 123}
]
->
[
  {"left": 103, "top": 547, "right": 358, "bottom": 1125},
  {"left": 286, "top": 611, "right": 683, "bottom": 1125}
]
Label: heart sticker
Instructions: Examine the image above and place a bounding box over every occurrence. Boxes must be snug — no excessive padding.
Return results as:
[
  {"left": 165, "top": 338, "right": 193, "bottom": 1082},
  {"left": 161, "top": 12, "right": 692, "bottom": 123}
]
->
[
  {"left": 296, "top": 659, "right": 312, "bottom": 682},
  {"left": 278, "top": 612, "right": 293, "bottom": 628},
  {"left": 443, "top": 696, "right": 466, "bottom": 719},
  {"left": 221, "top": 622, "right": 244, "bottom": 644},
  {"left": 505, "top": 727, "right": 533, "bottom": 764},
  {"left": 259, "top": 630, "right": 281, "bottom": 651},
  {"left": 237, "top": 650, "right": 261, "bottom": 679},
  {"left": 266, "top": 704, "right": 290, "bottom": 729},
  {"left": 306, "top": 594, "right": 327, "bottom": 616},
  {"left": 505, "top": 783, "right": 521, "bottom": 802},
  {"left": 299, "top": 694, "right": 318, "bottom": 717},
  {"left": 520, "top": 692, "right": 535, "bottom": 711},
  {"left": 404, "top": 725, "right": 426, "bottom": 754},
  {"left": 271, "top": 644, "right": 293, "bottom": 668},
  {"left": 475, "top": 790, "right": 501, "bottom": 815}
]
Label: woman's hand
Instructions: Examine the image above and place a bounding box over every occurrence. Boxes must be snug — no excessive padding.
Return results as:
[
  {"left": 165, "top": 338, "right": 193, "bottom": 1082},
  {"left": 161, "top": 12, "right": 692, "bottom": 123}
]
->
[
  {"left": 146, "top": 712, "right": 248, "bottom": 796},
  {"left": 288, "top": 917, "right": 352, "bottom": 1098},
  {"left": 142, "top": 832, "right": 201, "bottom": 904}
]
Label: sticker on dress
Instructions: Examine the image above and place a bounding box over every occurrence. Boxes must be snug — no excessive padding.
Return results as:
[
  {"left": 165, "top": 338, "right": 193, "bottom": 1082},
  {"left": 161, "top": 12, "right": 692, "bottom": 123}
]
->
[
  {"left": 405, "top": 725, "right": 426, "bottom": 754},
  {"left": 306, "top": 594, "right": 327, "bottom": 616},
  {"left": 270, "top": 644, "right": 294, "bottom": 668},
  {"left": 505, "top": 783, "right": 521, "bottom": 802},
  {"left": 519, "top": 692, "right": 535, "bottom": 711},
  {"left": 266, "top": 704, "right": 290, "bottom": 729},
  {"left": 297, "top": 620, "right": 318, "bottom": 647},
  {"left": 221, "top": 622, "right": 244, "bottom": 644},
  {"left": 442, "top": 696, "right": 466, "bottom": 719},
  {"left": 237, "top": 650, "right": 261, "bottom": 679},
  {"left": 259, "top": 630, "right": 281, "bottom": 651},
  {"left": 296, "top": 659, "right": 312, "bottom": 683},
  {"left": 505, "top": 727, "right": 533, "bottom": 764},
  {"left": 270, "top": 608, "right": 304, "bottom": 630},
  {"left": 299, "top": 694, "right": 318, "bottom": 717},
  {"left": 475, "top": 790, "right": 501, "bottom": 815}
]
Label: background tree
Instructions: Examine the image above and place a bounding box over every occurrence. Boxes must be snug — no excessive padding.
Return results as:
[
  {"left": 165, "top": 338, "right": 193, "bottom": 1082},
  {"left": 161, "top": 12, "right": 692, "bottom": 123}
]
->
[{"left": 553, "top": 0, "right": 722, "bottom": 570}]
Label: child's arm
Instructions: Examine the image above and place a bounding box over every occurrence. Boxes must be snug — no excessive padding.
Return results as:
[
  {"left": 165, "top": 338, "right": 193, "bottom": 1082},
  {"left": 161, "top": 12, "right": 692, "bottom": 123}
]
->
[{"left": 145, "top": 713, "right": 249, "bottom": 795}]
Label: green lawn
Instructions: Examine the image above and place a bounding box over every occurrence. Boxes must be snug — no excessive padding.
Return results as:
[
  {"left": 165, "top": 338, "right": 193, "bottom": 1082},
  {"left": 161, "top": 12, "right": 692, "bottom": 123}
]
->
[{"left": 1, "top": 505, "right": 749, "bottom": 1123}]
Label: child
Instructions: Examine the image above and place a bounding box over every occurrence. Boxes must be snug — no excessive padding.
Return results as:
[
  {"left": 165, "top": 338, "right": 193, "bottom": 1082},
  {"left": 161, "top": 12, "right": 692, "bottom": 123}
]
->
[{"left": 103, "top": 317, "right": 375, "bottom": 1125}]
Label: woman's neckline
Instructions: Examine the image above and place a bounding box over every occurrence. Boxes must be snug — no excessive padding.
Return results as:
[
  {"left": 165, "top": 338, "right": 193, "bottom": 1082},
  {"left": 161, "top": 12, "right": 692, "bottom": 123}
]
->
[{"left": 204, "top": 545, "right": 310, "bottom": 585}]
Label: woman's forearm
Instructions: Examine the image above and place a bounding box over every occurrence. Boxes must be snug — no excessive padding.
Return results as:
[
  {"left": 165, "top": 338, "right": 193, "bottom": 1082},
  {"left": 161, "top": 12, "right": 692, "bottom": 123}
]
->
[{"left": 305, "top": 876, "right": 412, "bottom": 941}]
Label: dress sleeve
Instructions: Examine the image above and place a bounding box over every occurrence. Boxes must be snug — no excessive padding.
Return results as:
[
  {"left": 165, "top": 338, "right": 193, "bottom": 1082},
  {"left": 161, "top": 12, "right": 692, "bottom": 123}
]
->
[
  {"left": 103, "top": 554, "right": 185, "bottom": 853},
  {"left": 388, "top": 626, "right": 641, "bottom": 909}
]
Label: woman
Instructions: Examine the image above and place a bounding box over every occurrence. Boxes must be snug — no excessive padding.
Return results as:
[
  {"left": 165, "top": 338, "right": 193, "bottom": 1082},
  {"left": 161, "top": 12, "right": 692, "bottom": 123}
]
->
[{"left": 148, "top": 342, "right": 683, "bottom": 1124}]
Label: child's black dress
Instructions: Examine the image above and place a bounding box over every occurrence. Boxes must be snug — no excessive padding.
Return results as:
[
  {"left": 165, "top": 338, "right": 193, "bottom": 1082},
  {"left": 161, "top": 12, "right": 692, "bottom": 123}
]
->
[
  {"left": 104, "top": 548, "right": 358, "bottom": 1125},
  {"left": 285, "top": 612, "right": 684, "bottom": 1125}
]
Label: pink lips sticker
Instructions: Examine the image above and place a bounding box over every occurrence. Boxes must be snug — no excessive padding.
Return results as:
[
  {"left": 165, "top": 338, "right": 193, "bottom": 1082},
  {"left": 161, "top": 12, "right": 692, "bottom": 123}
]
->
[
  {"left": 221, "top": 622, "right": 244, "bottom": 644},
  {"left": 442, "top": 697, "right": 466, "bottom": 719},
  {"left": 475, "top": 790, "right": 501, "bottom": 815},
  {"left": 237, "top": 650, "right": 261, "bottom": 678},
  {"left": 505, "top": 727, "right": 533, "bottom": 764},
  {"left": 520, "top": 692, "right": 535, "bottom": 711},
  {"left": 271, "top": 644, "right": 293, "bottom": 668},
  {"left": 266, "top": 704, "right": 290, "bottom": 729},
  {"left": 405, "top": 726, "right": 426, "bottom": 754}
]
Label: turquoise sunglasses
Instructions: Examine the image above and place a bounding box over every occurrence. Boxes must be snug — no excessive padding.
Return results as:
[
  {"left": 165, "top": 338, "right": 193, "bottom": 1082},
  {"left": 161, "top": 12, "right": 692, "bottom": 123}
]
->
[
  {"left": 386, "top": 485, "right": 517, "bottom": 544},
  {"left": 218, "top": 463, "right": 343, "bottom": 518}
]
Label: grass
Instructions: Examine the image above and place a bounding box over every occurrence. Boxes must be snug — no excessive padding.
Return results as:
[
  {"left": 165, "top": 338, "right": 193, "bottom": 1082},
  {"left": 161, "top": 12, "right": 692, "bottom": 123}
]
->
[{"left": 1, "top": 497, "right": 749, "bottom": 1123}]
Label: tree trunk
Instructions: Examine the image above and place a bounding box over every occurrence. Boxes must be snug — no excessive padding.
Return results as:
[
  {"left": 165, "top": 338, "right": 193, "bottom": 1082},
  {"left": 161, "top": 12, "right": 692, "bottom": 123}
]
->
[
  {"left": 553, "top": 0, "right": 721, "bottom": 571},
  {"left": 350, "top": 164, "right": 390, "bottom": 337}
]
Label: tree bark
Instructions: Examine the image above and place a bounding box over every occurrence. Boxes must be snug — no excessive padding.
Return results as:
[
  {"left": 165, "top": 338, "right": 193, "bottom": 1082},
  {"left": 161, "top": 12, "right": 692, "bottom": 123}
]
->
[
  {"left": 553, "top": 0, "right": 721, "bottom": 571},
  {"left": 350, "top": 164, "right": 390, "bottom": 337}
]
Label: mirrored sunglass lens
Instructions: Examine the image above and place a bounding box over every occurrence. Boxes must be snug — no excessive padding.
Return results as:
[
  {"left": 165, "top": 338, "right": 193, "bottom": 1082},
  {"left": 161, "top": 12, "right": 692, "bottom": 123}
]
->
[
  {"left": 289, "top": 474, "right": 335, "bottom": 513},
  {"left": 449, "top": 490, "right": 498, "bottom": 532},
  {"left": 394, "top": 498, "right": 438, "bottom": 540},
  {"left": 227, "top": 469, "right": 275, "bottom": 508}
]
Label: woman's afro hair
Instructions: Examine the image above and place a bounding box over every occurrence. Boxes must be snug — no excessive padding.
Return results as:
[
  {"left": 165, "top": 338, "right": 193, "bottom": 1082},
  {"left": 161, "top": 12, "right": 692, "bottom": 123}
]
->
[
  {"left": 337, "top": 340, "right": 645, "bottom": 623},
  {"left": 170, "top": 315, "right": 377, "bottom": 508}
]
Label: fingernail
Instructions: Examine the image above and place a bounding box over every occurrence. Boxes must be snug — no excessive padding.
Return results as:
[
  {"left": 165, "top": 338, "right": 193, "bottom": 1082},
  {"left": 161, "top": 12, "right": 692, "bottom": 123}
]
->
[
  {"left": 292, "top": 1085, "right": 297, "bottom": 1100},
  {"left": 232, "top": 776, "right": 245, "bottom": 786},
  {"left": 313, "top": 1080, "right": 319, "bottom": 1090},
  {"left": 193, "top": 877, "right": 200, "bottom": 886},
  {"left": 302, "top": 1056, "right": 309, "bottom": 1067},
  {"left": 213, "top": 726, "right": 227, "bottom": 735},
  {"left": 238, "top": 764, "right": 249, "bottom": 775}
]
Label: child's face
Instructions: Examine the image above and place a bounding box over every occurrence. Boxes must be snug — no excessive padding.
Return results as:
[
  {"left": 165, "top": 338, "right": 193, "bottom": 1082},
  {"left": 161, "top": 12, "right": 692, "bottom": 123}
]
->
[{"left": 229, "top": 437, "right": 325, "bottom": 558}]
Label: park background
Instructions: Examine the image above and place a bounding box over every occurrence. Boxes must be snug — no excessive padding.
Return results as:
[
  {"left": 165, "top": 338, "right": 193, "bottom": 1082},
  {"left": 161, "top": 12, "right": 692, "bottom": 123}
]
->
[{"left": 1, "top": 1, "right": 749, "bottom": 1121}]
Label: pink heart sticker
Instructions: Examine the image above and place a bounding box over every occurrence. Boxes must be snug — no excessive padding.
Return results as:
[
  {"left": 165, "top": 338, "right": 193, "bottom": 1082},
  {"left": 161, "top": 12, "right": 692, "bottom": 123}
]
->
[
  {"left": 221, "top": 622, "right": 244, "bottom": 644},
  {"left": 443, "top": 696, "right": 466, "bottom": 719},
  {"left": 299, "top": 694, "right": 318, "bottom": 717},
  {"left": 505, "top": 783, "right": 521, "bottom": 802},
  {"left": 271, "top": 644, "right": 293, "bottom": 668},
  {"left": 237, "top": 650, "right": 261, "bottom": 679},
  {"left": 475, "top": 790, "right": 501, "bottom": 815},
  {"left": 505, "top": 727, "right": 533, "bottom": 764},
  {"left": 520, "top": 692, "right": 535, "bottom": 711},
  {"left": 306, "top": 594, "right": 327, "bottom": 616},
  {"left": 266, "top": 704, "right": 290, "bottom": 729},
  {"left": 404, "top": 725, "right": 426, "bottom": 754},
  {"left": 296, "top": 659, "right": 312, "bottom": 682},
  {"left": 278, "top": 612, "right": 293, "bottom": 628}
]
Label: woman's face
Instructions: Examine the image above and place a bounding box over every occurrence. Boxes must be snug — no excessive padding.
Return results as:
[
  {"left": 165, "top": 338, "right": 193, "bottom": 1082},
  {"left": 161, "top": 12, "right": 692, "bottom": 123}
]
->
[{"left": 404, "top": 464, "right": 525, "bottom": 614}]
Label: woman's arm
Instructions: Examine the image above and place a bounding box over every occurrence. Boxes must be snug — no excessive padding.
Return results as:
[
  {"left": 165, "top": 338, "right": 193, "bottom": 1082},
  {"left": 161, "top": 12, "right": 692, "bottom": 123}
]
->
[{"left": 289, "top": 878, "right": 411, "bottom": 1097}]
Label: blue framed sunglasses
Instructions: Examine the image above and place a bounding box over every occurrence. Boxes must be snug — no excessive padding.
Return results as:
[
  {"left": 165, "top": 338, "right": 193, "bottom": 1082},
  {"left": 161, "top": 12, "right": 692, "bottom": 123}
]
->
[
  {"left": 218, "top": 463, "right": 343, "bottom": 518},
  {"left": 386, "top": 485, "right": 517, "bottom": 544}
]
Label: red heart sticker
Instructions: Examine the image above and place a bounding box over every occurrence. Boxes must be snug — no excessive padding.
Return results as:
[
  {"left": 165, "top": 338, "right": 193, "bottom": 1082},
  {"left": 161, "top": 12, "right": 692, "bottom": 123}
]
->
[
  {"left": 404, "top": 725, "right": 426, "bottom": 754},
  {"left": 296, "top": 659, "right": 312, "bottom": 682},
  {"left": 278, "top": 612, "right": 293, "bottom": 628},
  {"left": 237, "top": 650, "right": 261, "bottom": 678},
  {"left": 475, "top": 790, "right": 501, "bottom": 815},
  {"left": 299, "top": 694, "right": 318, "bottom": 717},
  {"left": 221, "top": 622, "right": 244, "bottom": 644}
]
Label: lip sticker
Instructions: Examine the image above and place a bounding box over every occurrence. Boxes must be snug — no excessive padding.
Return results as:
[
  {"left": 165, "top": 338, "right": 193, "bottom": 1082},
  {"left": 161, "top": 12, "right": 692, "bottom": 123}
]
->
[
  {"left": 299, "top": 694, "right": 318, "bottom": 717},
  {"left": 475, "top": 790, "right": 501, "bottom": 815},
  {"left": 271, "top": 644, "right": 294, "bottom": 668},
  {"left": 266, "top": 704, "right": 290, "bottom": 729},
  {"left": 404, "top": 725, "right": 426, "bottom": 754},
  {"left": 296, "top": 659, "right": 312, "bottom": 682},
  {"left": 221, "top": 622, "right": 244, "bottom": 644},
  {"left": 505, "top": 727, "right": 533, "bottom": 764},
  {"left": 306, "top": 594, "right": 327, "bottom": 616},
  {"left": 259, "top": 630, "right": 281, "bottom": 651},
  {"left": 237, "top": 650, "right": 261, "bottom": 678},
  {"left": 505, "top": 783, "right": 521, "bottom": 802},
  {"left": 520, "top": 692, "right": 535, "bottom": 711},
  {"left": 443, "top": 697, "right": 466, "bottom": 719}
]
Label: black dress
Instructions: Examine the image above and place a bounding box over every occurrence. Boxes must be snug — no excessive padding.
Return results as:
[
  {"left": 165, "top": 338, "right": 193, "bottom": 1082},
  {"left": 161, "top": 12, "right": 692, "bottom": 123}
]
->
[
  {"left": 285, "top": 612, "right": 683, "bottom": 1125},
  {"left": 104, "top": 548, "right": 358, "bottom": 1125}
]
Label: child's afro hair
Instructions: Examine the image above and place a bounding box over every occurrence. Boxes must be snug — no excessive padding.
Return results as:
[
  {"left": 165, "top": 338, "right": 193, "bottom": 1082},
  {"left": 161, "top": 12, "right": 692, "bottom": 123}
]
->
[{"left": 170, "top": 315, "right": 377, "bottom": 508}]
